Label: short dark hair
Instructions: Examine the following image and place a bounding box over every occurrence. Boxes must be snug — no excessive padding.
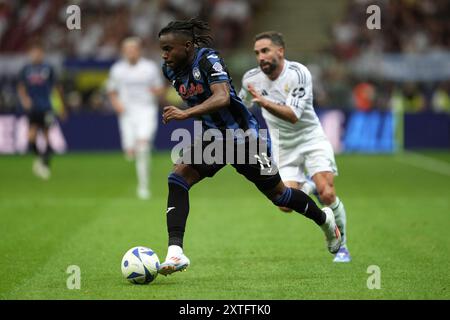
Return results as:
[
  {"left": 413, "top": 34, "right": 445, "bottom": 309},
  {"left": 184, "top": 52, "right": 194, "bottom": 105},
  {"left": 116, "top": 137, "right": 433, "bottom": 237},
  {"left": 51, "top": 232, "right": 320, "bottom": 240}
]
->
[
  {"left": 158, "top": 18, "right": 213, "bottom": 47},
  {"left": 254, "top": 31, "right": 285, "bottom": 48}
]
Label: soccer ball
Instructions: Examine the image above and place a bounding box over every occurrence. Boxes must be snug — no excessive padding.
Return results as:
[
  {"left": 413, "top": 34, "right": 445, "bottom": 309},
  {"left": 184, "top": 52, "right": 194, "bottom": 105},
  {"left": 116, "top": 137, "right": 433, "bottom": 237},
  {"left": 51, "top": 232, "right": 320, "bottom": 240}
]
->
[{"left": 121, "top": 246, "right": 160, "bottom": 284}]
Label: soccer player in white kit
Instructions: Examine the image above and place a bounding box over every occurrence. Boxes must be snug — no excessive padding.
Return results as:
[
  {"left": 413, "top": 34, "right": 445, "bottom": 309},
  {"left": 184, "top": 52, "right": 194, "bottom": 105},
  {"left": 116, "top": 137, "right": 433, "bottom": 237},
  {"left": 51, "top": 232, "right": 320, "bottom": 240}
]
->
[
  {"left": 239, "top": 31, "right": 351, "bottom": 262},
  {"left": 107, "top": 37, "right": 165, "bottom": 199}
]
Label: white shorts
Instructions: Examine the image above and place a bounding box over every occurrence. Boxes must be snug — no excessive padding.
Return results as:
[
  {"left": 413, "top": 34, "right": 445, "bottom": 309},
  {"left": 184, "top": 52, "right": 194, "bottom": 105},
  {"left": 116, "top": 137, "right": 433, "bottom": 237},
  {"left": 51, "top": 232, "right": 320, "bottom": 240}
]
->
[
  {"left": 275, "top": 139, "right": 338, "bottom": 183},
  {"left": 118, "top": 108, "right": 158, "bottom": 151}
]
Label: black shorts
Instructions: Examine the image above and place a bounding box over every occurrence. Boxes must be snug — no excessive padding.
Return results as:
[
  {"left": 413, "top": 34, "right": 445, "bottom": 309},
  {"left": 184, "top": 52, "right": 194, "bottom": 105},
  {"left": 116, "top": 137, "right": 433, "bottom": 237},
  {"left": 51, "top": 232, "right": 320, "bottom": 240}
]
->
[
  {"left": 177, "top": 136, "right": 281, "bottom": 192},
  {"left": 28, "top": 110, "right": 55, "bottom": 129}
]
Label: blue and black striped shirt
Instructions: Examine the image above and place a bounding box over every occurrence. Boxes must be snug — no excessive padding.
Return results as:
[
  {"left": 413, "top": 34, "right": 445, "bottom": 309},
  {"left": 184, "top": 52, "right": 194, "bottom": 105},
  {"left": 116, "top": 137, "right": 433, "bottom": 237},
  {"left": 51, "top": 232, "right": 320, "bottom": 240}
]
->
[{"left": 162, "top": 48, "right": 260, "bottom": 134}]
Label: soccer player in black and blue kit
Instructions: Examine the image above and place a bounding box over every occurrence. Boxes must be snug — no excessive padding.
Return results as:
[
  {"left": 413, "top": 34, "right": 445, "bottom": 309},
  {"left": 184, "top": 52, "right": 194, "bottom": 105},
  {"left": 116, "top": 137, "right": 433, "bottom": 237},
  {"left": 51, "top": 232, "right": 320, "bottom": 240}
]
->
[
  {"left": 17, "top": 44, "right": 65, "bottom": 180},
  {"left": 157, "top": 19, "right": 342, "bottom": 275}
]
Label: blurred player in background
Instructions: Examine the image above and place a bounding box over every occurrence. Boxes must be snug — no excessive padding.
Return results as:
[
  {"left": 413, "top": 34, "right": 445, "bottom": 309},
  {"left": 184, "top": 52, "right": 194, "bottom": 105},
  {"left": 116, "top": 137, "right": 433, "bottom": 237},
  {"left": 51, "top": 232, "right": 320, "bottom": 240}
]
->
[
  {"left": 240, "top": 31, "right": 351, "bottom": 263},
  {"left": 17, "top": 43, "right": 65, "bottom": 180},
  {"left": 107, "top": 37, "right": 165, "bottom": 200}
]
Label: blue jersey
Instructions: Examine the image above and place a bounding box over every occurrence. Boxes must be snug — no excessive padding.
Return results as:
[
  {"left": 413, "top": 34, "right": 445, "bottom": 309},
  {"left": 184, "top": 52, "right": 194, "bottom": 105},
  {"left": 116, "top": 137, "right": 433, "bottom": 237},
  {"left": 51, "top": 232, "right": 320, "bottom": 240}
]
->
[
  {"left": 19, "top": 63, "right": 55, "bottom": 111},
  {"left": 162, "top": 48, "right": 260, "bottom": 134}
]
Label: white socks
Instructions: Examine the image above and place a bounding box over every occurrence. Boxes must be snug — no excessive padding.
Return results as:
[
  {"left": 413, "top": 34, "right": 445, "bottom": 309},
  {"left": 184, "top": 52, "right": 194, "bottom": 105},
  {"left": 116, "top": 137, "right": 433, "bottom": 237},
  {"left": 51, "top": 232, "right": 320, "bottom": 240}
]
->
[
  {"left": 301, "top": 181, "right": 315, "bottom": 195},
  {"left": 330, "top": 196, "right": 347, "bottom": 246},
  {"left": 300, "top": 179, "right": 348, "bottom": 247},
  {"left": 167, "top": 245, "right": 183, "bottom": 259}
]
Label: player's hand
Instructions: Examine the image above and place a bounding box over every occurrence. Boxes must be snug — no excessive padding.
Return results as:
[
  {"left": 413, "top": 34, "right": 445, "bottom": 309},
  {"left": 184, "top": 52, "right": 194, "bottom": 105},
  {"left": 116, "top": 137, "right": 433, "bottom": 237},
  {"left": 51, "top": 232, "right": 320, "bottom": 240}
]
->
[
  {"left": 247, "top": 84, "right": 267, "bottom": 108},
  {"left": 115, "top": 104, "right": 125, "bottom": 115},
  {"left": 162, "top": 106, "right": 189, "bottom": 124},
  {"left": 22, "top": 97, "right": 33, "bottom": 111}
]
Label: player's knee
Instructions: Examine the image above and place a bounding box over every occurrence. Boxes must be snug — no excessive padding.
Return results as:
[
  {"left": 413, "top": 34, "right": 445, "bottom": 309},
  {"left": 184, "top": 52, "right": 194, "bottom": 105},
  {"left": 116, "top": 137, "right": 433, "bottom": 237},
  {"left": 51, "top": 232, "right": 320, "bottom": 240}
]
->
[
  {"left": 171, "top": 164, "right": 201, "bottom": 187},
  {"left": 269, "top": 186, "right": 292, "bottom": 208},
  {"left": 264, "top": 182, "right": 285, "bottom": 201},
  {"left": 279, "top": 206, "right": 293, "bottom": 213},
  {"left": 318, "top": 188, "right": 335, "bottom": 206},
  {"left": 168, "top": 172, "right": 191, "bottom": 191}
]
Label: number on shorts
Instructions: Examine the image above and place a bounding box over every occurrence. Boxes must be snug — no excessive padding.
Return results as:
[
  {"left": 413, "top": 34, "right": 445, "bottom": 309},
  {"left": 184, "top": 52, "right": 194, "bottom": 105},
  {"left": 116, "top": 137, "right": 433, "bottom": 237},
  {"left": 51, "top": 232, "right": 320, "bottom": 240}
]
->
[{"left": 254, "top": 152, "right": 273, "bottom": 174}]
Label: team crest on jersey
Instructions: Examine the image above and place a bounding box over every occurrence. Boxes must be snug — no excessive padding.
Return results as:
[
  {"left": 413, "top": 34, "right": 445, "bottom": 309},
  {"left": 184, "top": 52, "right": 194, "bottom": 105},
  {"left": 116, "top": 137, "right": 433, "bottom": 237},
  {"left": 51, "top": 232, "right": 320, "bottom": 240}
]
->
[
  {"left": 193, "top": 67, "right": 201, "bottom": 80},
  {"left": 212, "top": 62, "right": 223, "bottom": 72},
  {"left": 284, "top": 84, "right": 290, "bottom": 93}
]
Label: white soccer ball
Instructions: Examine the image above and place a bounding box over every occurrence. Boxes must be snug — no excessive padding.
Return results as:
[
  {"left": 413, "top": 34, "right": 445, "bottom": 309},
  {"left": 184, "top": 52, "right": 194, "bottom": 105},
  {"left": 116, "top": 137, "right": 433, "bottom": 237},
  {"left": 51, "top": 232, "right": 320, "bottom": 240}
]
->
[{"left": 121, "top": 246, "right": 160, "bottom": 284}]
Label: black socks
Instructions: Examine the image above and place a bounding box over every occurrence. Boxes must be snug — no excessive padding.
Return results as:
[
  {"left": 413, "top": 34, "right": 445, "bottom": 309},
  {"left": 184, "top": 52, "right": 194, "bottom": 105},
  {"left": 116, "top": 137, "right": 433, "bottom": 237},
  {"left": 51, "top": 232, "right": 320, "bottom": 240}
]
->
[
  {"left": 166, "top": 173, "right": 191, "bottom": 248},
  {"left": 273, "top": 187, "right": 326, "bottom": 225}
]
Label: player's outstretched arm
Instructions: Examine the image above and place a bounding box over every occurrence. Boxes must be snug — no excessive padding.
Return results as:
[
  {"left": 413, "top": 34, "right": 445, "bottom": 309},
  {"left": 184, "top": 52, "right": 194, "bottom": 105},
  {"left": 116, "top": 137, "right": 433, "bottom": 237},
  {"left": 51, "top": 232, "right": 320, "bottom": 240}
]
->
[{"left": 162, "top": 82, "right": 230, "bottom": 124}]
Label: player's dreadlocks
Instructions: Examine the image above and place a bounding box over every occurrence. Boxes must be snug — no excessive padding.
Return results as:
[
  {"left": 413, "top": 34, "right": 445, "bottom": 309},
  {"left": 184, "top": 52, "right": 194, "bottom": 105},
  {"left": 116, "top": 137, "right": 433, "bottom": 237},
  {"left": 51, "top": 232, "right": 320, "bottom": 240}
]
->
[{"left": 158, "top": 18, "right": 213, "bottom": 47}]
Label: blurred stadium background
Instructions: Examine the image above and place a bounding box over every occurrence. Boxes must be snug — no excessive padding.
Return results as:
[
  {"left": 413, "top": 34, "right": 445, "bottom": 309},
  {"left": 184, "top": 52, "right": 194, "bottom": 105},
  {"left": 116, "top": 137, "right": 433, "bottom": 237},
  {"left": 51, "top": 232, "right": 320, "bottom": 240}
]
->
[
  {"left": 0, "top": 0, "right": 449, "bottom": 300},
  {"left": 0, "top": 0, "right": 448, "bottom": 153}
]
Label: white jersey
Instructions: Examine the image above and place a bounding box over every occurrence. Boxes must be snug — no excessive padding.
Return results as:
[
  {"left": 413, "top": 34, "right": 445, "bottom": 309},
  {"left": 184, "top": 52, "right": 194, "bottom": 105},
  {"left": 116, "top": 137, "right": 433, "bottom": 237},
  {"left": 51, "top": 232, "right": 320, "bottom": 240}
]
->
[
  {"left": 240, "top": 59, "right": 337, "bottom": 182},
  {"left": 107, "top": 58, "right": 163, "bottom": 111},
  {"left": 239, "top": 59, "right": 327, "bottom": 149}
]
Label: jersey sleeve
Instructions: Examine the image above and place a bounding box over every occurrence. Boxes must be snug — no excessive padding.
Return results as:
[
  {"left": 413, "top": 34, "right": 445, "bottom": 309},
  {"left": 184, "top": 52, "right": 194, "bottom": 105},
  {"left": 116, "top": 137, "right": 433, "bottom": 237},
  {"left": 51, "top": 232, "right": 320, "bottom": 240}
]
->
[
  {"left": 200, "top": 52, "right": 230, "bottom": 85},
  {"left": 285, "top": 66, "right": 313, "bottom": 119}
]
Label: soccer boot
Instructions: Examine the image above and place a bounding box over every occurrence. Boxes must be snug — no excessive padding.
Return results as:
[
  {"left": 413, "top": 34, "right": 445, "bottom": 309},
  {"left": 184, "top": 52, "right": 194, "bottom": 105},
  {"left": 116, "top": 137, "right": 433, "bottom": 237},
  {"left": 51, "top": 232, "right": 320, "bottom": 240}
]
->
[
  {"left": 39, "top": 164, "right": 51, "bottom": 180},
  {"left": 320, "top": 207, "right": 342, "bottom": 254},
  {"left": 333, "top": 245, "right": 351, "bottom": 263},
  {"left": 137, "top": 187, "right": 150, "bottom": 200},
  {"left": 32, "top": 158, "right": 50, "bottom": 180},
  {"left": 32, "top": 158, "right": 42, "bottom": 177},
  {"left": 158, "top": 247, "right": 190, "bottom": 276}
]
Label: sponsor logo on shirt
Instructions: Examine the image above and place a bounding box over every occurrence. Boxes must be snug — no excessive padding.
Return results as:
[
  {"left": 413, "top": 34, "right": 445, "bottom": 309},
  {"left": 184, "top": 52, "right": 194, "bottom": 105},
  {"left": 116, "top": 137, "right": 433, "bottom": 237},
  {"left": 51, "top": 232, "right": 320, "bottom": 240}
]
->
[{"left": 178, "top": 83, "right": 204, "bottom": 100}]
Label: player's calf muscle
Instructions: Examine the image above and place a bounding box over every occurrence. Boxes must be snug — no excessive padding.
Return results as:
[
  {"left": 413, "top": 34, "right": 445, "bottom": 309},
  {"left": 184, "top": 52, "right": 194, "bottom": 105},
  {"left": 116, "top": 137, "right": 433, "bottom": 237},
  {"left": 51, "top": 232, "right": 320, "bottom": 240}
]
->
[{"left": 263, "top": 181, "right": 287, "bottom": 201}]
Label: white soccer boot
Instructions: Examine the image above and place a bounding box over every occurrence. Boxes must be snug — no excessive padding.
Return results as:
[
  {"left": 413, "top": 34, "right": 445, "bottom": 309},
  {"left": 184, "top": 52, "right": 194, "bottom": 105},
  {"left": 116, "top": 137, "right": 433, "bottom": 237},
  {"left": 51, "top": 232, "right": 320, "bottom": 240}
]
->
[
  {"left": 32, "top": 158, "right": 41, "bottom": 177},
  {"left": 137, "top": 187, "right": 150, "bottom": 200},
  {"left": 32, "top": 158, "right": 50, "bottom": 180},
  {"left": 39, "top": 164, "right": 51, "bottom": 180},
  {"left": 320, "top": 207, "right": 342, "bottom": 254},
  {"left": 333, "top": 245, "right": 351, "bottom": 263},
  {"left": 158, "top": 245, "right": 190, "bottom": 276}
]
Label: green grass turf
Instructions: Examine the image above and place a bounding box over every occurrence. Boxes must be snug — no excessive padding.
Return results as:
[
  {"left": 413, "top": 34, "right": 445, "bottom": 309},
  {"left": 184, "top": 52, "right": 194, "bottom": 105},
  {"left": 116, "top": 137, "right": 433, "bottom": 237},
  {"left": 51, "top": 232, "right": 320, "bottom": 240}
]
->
[{"left": 0, "top": 151, "right": 449, "bottom": 299}]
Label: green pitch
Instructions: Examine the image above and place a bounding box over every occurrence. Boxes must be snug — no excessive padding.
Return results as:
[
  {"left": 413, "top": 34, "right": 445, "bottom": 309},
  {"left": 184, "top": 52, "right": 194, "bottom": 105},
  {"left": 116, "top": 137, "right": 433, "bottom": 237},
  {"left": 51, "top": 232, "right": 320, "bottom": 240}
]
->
[{"left": 0, "top": 151, "right": 449, "bottom": 299}]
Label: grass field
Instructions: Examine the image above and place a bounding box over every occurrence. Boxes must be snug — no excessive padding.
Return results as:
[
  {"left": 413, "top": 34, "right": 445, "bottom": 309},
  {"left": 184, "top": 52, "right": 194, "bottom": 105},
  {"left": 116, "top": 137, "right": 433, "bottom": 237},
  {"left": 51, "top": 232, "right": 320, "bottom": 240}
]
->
[{"left": 0, "top": 151, "right": 449, "bottom": 300}]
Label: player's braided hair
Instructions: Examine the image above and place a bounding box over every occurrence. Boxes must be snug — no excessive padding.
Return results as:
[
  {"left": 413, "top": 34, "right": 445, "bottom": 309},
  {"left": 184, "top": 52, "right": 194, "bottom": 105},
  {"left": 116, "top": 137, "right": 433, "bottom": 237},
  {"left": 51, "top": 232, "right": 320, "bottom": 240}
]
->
[{"left": 158, "top": 18, "right": 213, "bottom": 47}]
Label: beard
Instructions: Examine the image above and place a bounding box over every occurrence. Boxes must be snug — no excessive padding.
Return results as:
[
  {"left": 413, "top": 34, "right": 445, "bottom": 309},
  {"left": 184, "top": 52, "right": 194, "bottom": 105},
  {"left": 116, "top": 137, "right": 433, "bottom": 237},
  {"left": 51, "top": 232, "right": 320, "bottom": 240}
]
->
[{"left": 260, "top": 59, "right": 277, "bottom": 75}]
